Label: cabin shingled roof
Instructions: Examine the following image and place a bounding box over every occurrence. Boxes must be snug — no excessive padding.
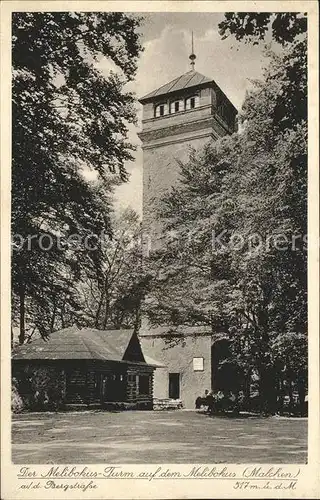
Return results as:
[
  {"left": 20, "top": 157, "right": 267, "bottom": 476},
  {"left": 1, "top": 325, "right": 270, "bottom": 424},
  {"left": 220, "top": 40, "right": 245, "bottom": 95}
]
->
[{"left": 12, "top": 326, "right": 140, "bottom": 362}]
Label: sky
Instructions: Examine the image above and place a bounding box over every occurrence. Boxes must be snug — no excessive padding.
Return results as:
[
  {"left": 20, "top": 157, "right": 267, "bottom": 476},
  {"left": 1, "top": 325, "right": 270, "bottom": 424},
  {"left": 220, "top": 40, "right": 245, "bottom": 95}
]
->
[{"left": 108, "top": 13, "right": 275, "bottom": 216}]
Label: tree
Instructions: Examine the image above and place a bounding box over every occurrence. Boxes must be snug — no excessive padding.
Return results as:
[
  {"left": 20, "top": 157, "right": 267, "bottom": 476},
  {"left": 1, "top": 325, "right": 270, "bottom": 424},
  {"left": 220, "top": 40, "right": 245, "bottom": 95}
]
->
[
  {"left": 77, "top": 208, "right": 151, "bottom": 331},
  {"left": 145, "top": 32, "right": 307, "bottom": 412},
  {"left": 271, "top": 331, "right": 307, "bottom": 413},
  {"left": 144, "top": 137, "right": 240, "bottom": 330},
  {"left": 219, "top": 12, "right": 307, "bottom": 46},
  {"left": 219, "top": 12, "right": 308, "bottom": 410},
  {"left": 12, "top": 12, "right": 143, "bottom": 343}
]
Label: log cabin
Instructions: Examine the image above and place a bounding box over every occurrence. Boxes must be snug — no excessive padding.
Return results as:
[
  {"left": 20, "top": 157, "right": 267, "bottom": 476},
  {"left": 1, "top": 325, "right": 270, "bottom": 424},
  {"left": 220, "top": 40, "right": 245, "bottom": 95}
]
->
[{"left": 12, "top": 326, "right": 162, "bottom": 410}]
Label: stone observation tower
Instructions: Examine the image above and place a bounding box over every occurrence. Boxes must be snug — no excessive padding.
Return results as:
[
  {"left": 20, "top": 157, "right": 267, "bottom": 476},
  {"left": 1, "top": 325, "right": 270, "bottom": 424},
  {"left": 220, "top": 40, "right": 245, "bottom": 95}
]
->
[
  {"left": 138, "top": 38, "right": 238, "bottom": 249},
  {"left": 138, "top": 40, "right": 238, "bottom": 409}
]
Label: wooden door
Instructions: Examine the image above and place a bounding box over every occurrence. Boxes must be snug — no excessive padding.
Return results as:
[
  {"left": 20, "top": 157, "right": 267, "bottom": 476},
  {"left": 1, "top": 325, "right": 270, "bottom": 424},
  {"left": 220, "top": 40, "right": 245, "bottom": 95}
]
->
[
  {"left": 169, "top": 373, "right": 180, "bottom": 399},
  {"left": 101, "top": 373, "right": 126, "bottom": 402}
]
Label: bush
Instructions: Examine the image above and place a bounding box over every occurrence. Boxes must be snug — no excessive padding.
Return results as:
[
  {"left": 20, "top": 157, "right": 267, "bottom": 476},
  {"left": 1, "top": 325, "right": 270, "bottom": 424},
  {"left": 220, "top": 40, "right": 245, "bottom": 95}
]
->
[
  {"left": 12, "top": 382, "right": 24, "bottom": 413},
  {"left": 13, "top": 365, "right": 66, "bottom": 411}
]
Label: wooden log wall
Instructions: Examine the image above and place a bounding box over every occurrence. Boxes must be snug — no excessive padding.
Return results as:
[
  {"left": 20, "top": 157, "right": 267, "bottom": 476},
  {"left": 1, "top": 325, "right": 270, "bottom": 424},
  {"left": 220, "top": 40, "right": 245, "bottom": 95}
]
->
[{"left": 13, "top": 360, "right": 156, "bottom": 409}]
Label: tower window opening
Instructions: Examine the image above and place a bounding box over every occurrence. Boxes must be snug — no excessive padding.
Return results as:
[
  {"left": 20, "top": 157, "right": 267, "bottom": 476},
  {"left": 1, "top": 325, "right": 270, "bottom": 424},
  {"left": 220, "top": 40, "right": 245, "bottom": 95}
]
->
[
  {"left": 185, "top": 95, "right": 199, "bottom": 110},
  {"left": 155, "top": 103, "right": 167, "bottom": 118},
  {"left": 170, "top": 100, "right": 183, "bottom": 114}
]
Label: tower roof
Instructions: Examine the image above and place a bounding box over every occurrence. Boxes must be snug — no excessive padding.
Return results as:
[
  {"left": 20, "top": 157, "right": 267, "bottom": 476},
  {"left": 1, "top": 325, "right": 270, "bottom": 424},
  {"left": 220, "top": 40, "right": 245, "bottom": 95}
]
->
[{"left": 139, "top": 70, "right": 214, "bottom": 103}]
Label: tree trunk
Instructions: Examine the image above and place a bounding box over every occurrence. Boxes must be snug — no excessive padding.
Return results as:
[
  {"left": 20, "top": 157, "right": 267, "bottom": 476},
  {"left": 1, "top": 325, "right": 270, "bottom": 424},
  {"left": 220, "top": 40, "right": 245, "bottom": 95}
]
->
[
  {"left": 18, "top": 285, "right": 26, "bottom": 345},
  {"left": 60, "top": 297, "right": 66, "bottom": 329},
  {"left": 259, "top": 366, "right": 277, "bottom": 415},
  {"left": 277, "top": 376, "right": 285, "bottom": 414},
  {"left": 287, "top": 376, "right": 294, "bottom": 413},
  {"left": 243, "top": 368, "right": 251, "bottom": 410},
  {"left": 102, "top": 296, "right": 110, "bottom": 330},
  {"left": 297, "top": 374, "right": 306, "bottom": 416},
  {"left": 50, "top": 298, "right": 57, "bottom": 333},
  {"left": 94, "top": 290, "right": 105, "bottom": 329},
  {"left": 133, "top": 301, "right": 141, "bottom": 334}
]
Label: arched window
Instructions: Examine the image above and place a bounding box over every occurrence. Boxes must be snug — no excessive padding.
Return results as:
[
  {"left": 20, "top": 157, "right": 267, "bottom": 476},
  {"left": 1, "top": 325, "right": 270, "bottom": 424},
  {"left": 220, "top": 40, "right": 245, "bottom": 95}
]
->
[
  {"left": 155, "top": 103, "right": 168, "bottom": 117},
  {"left": 170, "top": 99, "right": 184, "bottom": 114},
  {"left": 185, "top": 95, "right": 199, "bottom": 110}
]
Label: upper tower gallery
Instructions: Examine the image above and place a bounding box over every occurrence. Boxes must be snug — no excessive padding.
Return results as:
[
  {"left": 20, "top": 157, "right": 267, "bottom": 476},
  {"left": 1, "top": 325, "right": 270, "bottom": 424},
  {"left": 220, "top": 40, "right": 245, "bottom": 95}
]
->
[{"left": 138, "top": 53, "right": 238, "bottom": 246}]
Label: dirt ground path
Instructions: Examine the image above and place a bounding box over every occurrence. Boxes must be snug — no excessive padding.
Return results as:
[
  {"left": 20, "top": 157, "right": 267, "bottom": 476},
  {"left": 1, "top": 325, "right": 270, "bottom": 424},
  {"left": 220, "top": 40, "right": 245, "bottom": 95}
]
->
[{"left": 12, "top": 410, "right": 307, "bottom": 464}]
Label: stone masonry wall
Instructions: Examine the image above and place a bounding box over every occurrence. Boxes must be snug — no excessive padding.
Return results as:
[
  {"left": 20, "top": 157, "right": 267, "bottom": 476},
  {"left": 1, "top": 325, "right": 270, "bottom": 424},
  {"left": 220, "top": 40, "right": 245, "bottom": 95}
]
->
[
  {"left": 139, "top": 84, "right": 236, "bottom": 409},
  {"left": 140, "top": 335, "right": 212, "bottom": 409},
  {"left": 142, "top": 134, "right": 213, "bottom": 250}
]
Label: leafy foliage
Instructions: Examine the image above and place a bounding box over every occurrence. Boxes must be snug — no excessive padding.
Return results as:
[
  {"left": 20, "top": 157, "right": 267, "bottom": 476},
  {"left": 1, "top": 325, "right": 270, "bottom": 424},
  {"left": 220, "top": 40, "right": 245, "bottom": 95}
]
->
[
  {"left": 77, "top": 208, "right": 151, "bottom": 331},
  {"left": 145, "top": 32, "right": 307, "bottom": 411},
  {"left": 12, "top": 379, "right": 24, "bottom": 413},
  {"left": 219, "top": 12, "right": 307, "bottom": 45},
  {"left": 12, "top": 12, "right": 143, "bottom": 343}
]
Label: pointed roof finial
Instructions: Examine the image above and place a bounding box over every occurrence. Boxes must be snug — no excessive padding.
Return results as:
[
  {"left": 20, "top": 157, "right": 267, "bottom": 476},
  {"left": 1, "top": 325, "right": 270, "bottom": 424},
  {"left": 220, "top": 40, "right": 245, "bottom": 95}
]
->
[{"left": 189, "top": 31, "right": 196, "bottom": 70}]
